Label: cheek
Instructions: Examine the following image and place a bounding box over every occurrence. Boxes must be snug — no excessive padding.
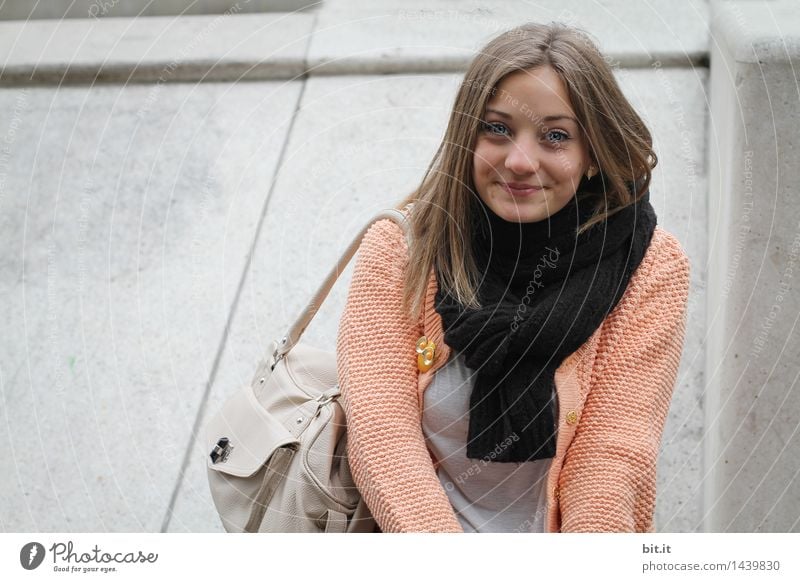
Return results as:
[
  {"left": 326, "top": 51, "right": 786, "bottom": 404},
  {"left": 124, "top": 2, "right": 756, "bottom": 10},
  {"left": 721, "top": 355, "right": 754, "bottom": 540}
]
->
[
  {"left": 473, "top": 140, "right": 501, "bottom": 179},
  {"left": 570, "top": 150, "right": 589, "bottom": 174},
  {"left": 551, "top": 150, "right": 585, "bottom": 180}
]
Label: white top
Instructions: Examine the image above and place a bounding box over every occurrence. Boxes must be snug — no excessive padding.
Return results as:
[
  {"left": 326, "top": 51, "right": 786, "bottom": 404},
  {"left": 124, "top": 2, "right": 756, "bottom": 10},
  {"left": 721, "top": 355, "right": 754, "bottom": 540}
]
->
[{"left": 421, "top": 351, "right": 554, "bottom": 533}]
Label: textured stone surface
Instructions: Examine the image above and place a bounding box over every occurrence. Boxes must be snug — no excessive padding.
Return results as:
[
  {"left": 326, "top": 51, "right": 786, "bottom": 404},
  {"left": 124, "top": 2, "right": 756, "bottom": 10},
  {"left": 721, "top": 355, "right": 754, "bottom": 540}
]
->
[
  {"left": 0, "top": 0, "right": 710, "bottom": 85},
  {"left": 0, "top": 13, "right": 314, "bottom": 84},
  {"left": 704, "top": 0, "right": 800, "bottom": 533},
  {"left": 168, "top": 69, "right": 708, "bottom": 532},
  {"left": 307, "top": 0, "right": 710, "bottom": 73},
  {"left": 0, "top": 0, "right": 316, "bottom": 20},
  {"left": 0, "top": 80, "right": 301, "bottom": 531},
  {"left": 623, "top": 66, "right": 709, "bottom": 532}
]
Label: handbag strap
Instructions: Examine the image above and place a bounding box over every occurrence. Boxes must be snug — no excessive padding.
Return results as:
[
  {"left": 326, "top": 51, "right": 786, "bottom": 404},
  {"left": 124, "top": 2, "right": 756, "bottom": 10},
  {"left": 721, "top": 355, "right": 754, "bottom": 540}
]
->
[{"left": 270, "top": 205, "right": 413, "bottom": 367}]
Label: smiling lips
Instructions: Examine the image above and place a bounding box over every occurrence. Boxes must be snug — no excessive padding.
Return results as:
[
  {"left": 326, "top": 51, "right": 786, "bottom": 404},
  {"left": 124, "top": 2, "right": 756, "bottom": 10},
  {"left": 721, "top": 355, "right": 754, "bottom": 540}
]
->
[{"left": 498, "top": 181, "right": 545, "bottom": 197}]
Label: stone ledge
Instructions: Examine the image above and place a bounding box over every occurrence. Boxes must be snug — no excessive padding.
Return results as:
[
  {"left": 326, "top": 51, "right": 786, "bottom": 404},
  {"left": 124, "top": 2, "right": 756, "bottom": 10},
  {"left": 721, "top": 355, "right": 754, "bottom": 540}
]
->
[
  {"left": 713, "top": 0, "right": 800, "bottom": 64},
  {"left": 0, "top": 13, "right": 315, "bottom": 85},
  {"left": 0, "top": 0, "right": 317, "bottom": 20},
  {"left": 1, "top": 1, "right": 711, "bottom": 85},
  {"left": 307, "top": 0, "right": 710, "bottom": 73}
]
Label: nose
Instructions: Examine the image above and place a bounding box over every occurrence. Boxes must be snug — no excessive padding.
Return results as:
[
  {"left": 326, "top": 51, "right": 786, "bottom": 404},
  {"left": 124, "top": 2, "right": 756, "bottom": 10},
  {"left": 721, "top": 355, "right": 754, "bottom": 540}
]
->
[{"left": 504, "top": 135, "right": 541, "bottom": 175}]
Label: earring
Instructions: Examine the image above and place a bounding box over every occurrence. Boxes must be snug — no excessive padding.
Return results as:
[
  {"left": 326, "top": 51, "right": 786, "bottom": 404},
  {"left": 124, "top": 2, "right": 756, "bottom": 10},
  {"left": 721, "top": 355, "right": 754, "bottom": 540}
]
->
[{"left": 586, "top": 165, "right": 598, "bottom": 180}]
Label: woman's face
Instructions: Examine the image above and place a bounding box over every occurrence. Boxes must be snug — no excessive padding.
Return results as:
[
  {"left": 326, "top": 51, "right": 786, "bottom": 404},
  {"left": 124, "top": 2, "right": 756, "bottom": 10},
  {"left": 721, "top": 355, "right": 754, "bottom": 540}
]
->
[{"left": 472, "top": 65, "right": 592, "bottom": 223}]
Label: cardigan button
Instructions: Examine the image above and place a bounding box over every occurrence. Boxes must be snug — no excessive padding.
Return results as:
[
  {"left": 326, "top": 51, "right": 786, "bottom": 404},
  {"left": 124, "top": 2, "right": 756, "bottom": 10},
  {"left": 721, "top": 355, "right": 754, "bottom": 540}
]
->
[
  {"left": 552, "top": 486, "right": 560, "bottom": 500},
  {"left": 416, "top": 336, "right": 436, "bottom": 372},
  {"left": 565, "top": 410, "right": 578, "bottom": 425}
]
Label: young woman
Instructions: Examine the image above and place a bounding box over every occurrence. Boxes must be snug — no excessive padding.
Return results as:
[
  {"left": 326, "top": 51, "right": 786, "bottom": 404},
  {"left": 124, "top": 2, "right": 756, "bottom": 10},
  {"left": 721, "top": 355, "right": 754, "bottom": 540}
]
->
[{"left": 336, "top": 22, "right": 690, "bottom": 533}]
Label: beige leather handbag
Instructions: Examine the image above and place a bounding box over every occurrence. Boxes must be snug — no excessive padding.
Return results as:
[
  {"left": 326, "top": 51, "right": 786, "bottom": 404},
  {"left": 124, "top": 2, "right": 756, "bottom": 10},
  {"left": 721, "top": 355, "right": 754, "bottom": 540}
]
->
[{"left": 204, "top": 208, "right": 411, "bottom": 533}]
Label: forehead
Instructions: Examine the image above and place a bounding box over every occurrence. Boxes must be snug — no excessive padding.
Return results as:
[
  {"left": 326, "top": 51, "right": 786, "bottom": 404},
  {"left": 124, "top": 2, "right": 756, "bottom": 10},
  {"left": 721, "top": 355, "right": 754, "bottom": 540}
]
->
[{"left": 488, "top": 66, "right": 576, "bottom": 117}]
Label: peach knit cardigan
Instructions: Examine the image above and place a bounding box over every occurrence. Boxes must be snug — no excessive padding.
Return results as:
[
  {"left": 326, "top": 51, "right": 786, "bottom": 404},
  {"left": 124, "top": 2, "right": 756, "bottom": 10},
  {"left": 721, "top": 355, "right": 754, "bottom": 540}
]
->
[{"left": 336, "top": 215, "right": 690, "bottom": 533}]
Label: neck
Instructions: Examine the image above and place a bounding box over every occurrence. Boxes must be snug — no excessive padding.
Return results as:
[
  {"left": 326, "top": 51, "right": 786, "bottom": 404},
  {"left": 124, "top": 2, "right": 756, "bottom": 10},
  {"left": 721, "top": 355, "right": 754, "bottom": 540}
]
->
[{"left": 472, "top": 195, "right": 584, "bottom": 258}]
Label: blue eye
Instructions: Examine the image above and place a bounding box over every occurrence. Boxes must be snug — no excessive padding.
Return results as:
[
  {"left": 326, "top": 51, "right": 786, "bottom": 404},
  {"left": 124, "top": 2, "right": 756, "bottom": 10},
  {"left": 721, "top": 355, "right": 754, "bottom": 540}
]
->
[
  {"left": 545, "top": 130, "right": 569, "bottom": 144},
  {"left": 481, "top": 120, "right": 511, "bottom": 137}
]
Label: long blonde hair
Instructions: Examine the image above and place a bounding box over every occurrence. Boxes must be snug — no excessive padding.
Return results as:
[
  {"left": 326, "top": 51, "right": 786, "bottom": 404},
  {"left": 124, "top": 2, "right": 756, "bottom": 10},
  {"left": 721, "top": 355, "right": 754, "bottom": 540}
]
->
[{"left": 397, "top": 22, "right": 657, "bottom": 320}]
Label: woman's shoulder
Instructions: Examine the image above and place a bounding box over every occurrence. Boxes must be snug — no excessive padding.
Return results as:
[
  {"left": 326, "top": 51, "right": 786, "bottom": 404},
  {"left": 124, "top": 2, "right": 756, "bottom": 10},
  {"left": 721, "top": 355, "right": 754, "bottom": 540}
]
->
[
  {"left": 609, "top": 226, "right": 690, "bottom": 323},
  {"left": 588, "top": 227, "right": 690, "bottom": 378},
  {"left": 351, "top": 214, "right": 410, "bottom": 283},
  {"left": 637, "top": 226, "right": 690, "bottom": 287},
  {"left": 359, "top": 211, "right": 410, "bottom": 258},
  {"left": 648, "top": 226, "right": 690, "bottom": 263}
]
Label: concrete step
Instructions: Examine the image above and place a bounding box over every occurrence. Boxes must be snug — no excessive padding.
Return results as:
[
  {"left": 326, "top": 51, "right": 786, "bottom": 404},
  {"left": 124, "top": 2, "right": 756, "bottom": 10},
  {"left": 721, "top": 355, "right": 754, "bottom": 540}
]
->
[
  {"left": 0, "top": 80, "right": 303, "bottom": 531},
  {"left": 0, "top": 13, "right": 315, "bottom": 85},
  {"left": 308, "top": 0, "right": 710, "bottom": 74},
  {"left": 0, "top": 1, "right": 710, "bottom": 86},
  {"left": 0, "top": 0, "right": 317, "bottom": 20}
]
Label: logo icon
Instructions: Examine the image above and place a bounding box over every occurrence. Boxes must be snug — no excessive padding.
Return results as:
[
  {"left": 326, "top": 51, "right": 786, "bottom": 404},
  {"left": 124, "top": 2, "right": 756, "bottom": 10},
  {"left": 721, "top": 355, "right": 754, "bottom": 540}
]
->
[{"left": 20, "top": 542, "right": 46, "bottom": 570}]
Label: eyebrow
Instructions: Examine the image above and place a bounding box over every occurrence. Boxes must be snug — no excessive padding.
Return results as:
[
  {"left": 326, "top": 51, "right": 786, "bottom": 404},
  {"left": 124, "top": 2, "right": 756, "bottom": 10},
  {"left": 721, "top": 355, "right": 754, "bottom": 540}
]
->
[{"left": 485, "top": 108, "right": 578, "bottom": 124}]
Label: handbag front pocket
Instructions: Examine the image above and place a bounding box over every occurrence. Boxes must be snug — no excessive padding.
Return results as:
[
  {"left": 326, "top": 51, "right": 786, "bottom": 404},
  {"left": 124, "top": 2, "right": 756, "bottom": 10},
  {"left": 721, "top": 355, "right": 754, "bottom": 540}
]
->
[
  {"left": 244, "top": 444, "right": 297, "bottom": 532},
  {"left": 205, "top": 384, "right": 300, "bottom": 532}
]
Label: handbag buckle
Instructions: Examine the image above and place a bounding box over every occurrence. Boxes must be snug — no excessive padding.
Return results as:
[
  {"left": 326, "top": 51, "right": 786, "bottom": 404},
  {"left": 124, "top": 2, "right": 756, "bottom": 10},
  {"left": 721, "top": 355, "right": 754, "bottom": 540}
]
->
[
  {"left": 316, "top": 392, "right": 336, "bottom": 406},
  {"left": 269, "top": 336, "right": 289, "bottom": 371},
  {"left": 210, "top": 437, "right": 233, "bottom": 464}
]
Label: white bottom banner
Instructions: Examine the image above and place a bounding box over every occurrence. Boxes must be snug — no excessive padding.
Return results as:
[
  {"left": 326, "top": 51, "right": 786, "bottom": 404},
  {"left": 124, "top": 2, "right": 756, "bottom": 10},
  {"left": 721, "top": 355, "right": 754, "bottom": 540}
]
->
[{"left": 1, "top": 533, "right": 797, "bottom": 581}]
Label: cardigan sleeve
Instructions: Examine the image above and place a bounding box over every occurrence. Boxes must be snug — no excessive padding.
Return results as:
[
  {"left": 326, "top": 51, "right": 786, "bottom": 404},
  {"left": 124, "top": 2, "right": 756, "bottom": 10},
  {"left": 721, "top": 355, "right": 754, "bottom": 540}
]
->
[
  {"left": 558, "top": 230, "right": 690, "bottom": 532},
  {"left": 336, "top": 218, "right": 464, "bottom": 532}
]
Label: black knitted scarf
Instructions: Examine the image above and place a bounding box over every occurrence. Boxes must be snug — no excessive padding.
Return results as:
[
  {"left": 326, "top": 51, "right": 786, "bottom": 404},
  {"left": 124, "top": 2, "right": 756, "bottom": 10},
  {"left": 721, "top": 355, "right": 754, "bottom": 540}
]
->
[{"left": 433, "top": 182, "right": 657, "bottom": 462}]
